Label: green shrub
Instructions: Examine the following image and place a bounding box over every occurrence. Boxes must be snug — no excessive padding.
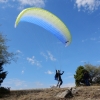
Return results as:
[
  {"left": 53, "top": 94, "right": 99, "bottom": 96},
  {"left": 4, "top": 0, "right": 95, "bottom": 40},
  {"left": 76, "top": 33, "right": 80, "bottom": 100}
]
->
[{"left": 0, "top": 87, "right": 10, "bottom": 98}]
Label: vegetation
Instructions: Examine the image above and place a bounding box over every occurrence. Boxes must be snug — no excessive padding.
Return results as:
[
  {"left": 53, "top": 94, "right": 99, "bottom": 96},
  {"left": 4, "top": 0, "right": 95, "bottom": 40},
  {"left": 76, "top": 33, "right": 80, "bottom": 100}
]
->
[
  {"left": 0, "top": 87, "right": 10, "bottom": 98},
  {"left": 74, "top": 63, "right": 100, "bottom": 86},
  {"left": 0, "top": 33, "right": 15, "bottom": 86},
  {"left": 84, "top": 64, "right": 100, "bottom": 84},
  {"left": 0, "top": 32, "right": 16, "bottom": 97},
  {"left": 0, "top": 62, "right": 7, "bottom": 86},
  {"left": 74, "top": 66, "right": 86, "bottom": 86},
  {"left": 0, "top": 33, "right": 15, "bottom": 64}
]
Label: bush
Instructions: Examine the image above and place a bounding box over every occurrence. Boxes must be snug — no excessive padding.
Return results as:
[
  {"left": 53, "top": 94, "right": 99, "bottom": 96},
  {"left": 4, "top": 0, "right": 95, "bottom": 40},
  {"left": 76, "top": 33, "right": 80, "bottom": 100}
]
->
[
  {"left": 84, "top": 64, "right": 100, "bottom": 84},
  {"left": 74, "top": 66, "right": 85, "bottom": 86},
  {"left": 0, "top": 87, "right": 10, "bottom": 98}
]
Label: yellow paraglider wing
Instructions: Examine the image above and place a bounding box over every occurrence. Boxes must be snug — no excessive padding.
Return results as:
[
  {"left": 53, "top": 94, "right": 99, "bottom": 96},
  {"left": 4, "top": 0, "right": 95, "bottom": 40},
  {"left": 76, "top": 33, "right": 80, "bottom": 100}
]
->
[{"left": 15, "top": 7, "right": 72, "bottom": 45}]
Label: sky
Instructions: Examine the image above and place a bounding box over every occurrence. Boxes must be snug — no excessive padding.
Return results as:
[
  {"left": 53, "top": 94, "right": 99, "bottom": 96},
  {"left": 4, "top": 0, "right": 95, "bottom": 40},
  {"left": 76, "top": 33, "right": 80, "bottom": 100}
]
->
[{"left": 0, "top": 0, "right": 100, "bottom": 90}]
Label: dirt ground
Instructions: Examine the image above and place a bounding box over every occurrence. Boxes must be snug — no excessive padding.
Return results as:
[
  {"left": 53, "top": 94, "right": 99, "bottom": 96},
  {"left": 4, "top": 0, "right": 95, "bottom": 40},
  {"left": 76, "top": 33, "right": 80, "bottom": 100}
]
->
[{"left": 0, "top": 86, "right": 100, "bottom": 100}]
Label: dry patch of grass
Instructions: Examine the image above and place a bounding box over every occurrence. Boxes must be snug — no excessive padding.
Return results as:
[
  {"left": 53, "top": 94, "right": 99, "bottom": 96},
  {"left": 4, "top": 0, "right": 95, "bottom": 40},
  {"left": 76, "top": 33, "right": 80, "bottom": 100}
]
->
[{"left": 0, "top": 86, "right": 100, "bottom": 100}]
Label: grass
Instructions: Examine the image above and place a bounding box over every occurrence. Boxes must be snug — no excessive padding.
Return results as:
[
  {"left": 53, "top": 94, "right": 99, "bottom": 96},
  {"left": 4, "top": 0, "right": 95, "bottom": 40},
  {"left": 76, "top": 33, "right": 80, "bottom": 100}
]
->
[{"left": 0, "top": 86, "right": 100, "bottom": 100}]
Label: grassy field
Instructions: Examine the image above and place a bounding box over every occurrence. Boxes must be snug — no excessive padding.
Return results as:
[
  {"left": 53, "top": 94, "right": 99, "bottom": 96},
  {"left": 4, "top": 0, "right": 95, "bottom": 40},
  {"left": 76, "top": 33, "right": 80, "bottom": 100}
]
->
[{"left": 0, "top": 86, "right": 100, "bottom": 100}]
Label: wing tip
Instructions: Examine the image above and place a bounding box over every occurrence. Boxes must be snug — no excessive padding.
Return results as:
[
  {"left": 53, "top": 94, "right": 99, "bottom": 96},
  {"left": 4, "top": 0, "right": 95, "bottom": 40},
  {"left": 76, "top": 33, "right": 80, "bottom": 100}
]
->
[
  {"left": 65, "top": 41, "right": 71, "bottom": 47},
  {"left": 14, "top": 24, "right": 17, "bottom": 28}
]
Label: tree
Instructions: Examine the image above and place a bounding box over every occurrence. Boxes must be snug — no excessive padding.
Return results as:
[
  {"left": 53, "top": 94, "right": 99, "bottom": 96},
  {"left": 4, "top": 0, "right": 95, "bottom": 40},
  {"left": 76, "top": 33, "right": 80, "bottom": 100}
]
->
[
  {"left": 74, "top": 66, "right": 86, "bottom": 86},
  {"left": 84, "top": 64, "right": 100, "bottom": 84},
  {"left": 74, "top": 63, "right": 100, "bottom": 86},
  {"left": 0, "top": 32, "right": 16, "bottom": 86},
  {"left": 0, "top": 33, "right": 15, "bottom": 64},
  {"left": 0, "top": 62, "right": 7, "bottom": 86}
]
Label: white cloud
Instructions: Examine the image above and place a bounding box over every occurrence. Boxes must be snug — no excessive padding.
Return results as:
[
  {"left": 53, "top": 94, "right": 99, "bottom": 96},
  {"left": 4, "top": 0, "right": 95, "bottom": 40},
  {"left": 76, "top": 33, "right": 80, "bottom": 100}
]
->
[
  {"left": 0, "top": 0, "right": 46, "bottom": 9},
  {"left": 16, "top": 50, "right": 24, "bottom": 59},
  {"left": 16, "top": 50, "right": 22, "bottom": 54},
  {"left": 0, "top": 0, "right": 8, "bottom": 3},
  {"left": 41, "top": 51, "right": 57, "bottom": 61},
  {"left": 15, "top": 80, "right": 26, "bottom": 86},
  {"left": 40, "top": 52, "right": 48, "bottom": 60},
  {"left": 27, "top": 56, "right": 35, "bottom": 64},
  {"left": 17, "top": 6, "right": 24, "bottom": 10},
  {"left": 47, "top": 51, "right": 56, "bottom": 61},
  {"left": 45, "top": 70, "right": 54, "bottom": 75},
  {"left": 27, "top": 56, "right": 41, "bottom": 67},
  {"left": 2, "top": 79, "right": 28, "bottom": 89},
  {"left": 75, "top": 0, "right": 100, "bottom": 11},
  {"left": 0, "top": 1, "right": 14, "bottom": 9},
  {"left": 18, "top": 0, "right": 46, "bottom": 10},
  {"left": 18, "top": 0, "right": 45, "bottom": 6}
]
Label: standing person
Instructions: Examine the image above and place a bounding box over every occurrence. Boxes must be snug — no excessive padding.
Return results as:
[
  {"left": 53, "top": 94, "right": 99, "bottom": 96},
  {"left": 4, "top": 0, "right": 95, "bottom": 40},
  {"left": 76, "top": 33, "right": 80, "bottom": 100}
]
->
[
  {"left": 83, "top": 71, "right": 90, "bottom": 86},
  {"left": 55, "top": 70, "right": 64, "bottom": 88}
]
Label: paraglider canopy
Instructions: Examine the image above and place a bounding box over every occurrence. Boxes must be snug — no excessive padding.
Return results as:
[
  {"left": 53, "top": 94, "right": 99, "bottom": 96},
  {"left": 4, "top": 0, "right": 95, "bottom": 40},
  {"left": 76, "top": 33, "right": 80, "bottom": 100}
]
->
[{"left": 15, "top": 7, "right": 72, "bottom": 46}]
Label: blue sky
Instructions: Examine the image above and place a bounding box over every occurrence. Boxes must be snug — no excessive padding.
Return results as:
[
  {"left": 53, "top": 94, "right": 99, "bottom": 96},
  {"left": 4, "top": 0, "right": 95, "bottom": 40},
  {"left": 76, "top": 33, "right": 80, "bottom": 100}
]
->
[{"left": 0, "top": 0, "right": 100, "bottom": 90}]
